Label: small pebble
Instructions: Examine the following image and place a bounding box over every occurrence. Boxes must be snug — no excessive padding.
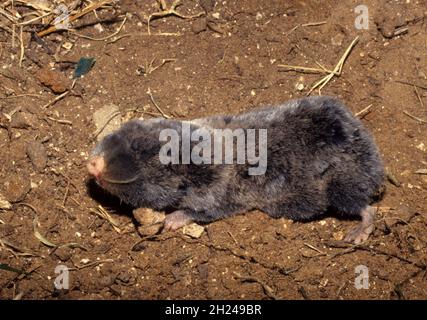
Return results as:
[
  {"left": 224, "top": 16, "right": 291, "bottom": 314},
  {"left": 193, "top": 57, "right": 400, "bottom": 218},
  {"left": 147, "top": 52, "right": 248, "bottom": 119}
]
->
[
  {"left": 133, "top": 208, "right": 165, "bottom": 237},
  {"left": 183, "top": 223, "right": 205, "bottom": 238},
  {"left": 199, "top": 0, "right": 215, "bottom": 12},
  {"left": 0, "top": 194, "right": 12, "bottom": 210},
  {"left": 295, "top": 83, "right": 304, "bottom": 91},
  {"left": 53, "top": 247, "right": 72, "bottom": 262},
  {"left": 137, "top": 224, "right": 163, "bottom": 237},
  {"left": 10, "top": 112, "right": 38, "bottom": 129},
  {"left": 62, "top": 42, "right": 73, "bottom": 50},
  {"left": 333, "top": 231, "right": 344, "bottom": 241},
  {"left": 416, "top": 143, "right": 426, "bottom": 152},
  {"left": 3, "top": 175, "right": 31, "bottom": 203},
  {"left": 26, "top": 141, "right": 47, "bottom": 172},
  {"left": 133, "top": 208, "right": 165, "bottom": 225},
  {"left": 192, "top": 17, "right": 207, "bottom": 34},
  {"left": 36, "top": 67, "right": 71, "bottom": 94}
]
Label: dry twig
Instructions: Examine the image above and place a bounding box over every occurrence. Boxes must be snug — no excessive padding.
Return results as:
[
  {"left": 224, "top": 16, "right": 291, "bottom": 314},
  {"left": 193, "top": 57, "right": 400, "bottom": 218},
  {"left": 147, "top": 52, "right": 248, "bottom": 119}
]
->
[
  {"left": 355, "top": 104, "right": 373, "bottom": 117},
  {"left": 279, "top": 37, "right": 359, "bottom": 95},
  {"left": 233, "top": 271, "right": 280, "bottom": 300},
  {"left": 37, "top": 0, "right": 114, "bottom": 37},
  {"left": 147, "top": 88, "right": 172, "bottom": 118},
  {"left": 403, "top": 111, "right": 427, "bottom": 124},
  {"left": 147, "top": 0, "right": 204, "bottom": 35},
  {"left": 90, "top": 205, "right": 121, "bottom": 233},
  {"left": 70, "top": 17, "right": 127, "bottom": 41}
]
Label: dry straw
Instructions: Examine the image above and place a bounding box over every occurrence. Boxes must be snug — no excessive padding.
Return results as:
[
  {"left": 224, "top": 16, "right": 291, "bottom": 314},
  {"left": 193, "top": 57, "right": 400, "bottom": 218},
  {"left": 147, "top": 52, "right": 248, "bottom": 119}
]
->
[{"left": 279, "top": 36, "right": 359, "bottom": 95}]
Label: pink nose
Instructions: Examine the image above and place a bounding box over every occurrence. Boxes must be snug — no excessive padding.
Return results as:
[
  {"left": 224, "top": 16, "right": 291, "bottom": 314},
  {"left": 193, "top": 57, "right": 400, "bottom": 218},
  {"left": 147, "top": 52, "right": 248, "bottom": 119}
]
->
[{"left": 87, "top": 156, "right": 105, "bottom": 178}]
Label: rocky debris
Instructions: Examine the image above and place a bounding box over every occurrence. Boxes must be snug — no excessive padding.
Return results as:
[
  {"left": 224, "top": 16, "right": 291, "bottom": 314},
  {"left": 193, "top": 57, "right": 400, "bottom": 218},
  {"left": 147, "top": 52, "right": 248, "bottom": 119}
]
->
[
  {"left": 116, "top": 271, "right": 134, "bottom": 285},
  {"left": 200, "top": 0, "right": 215, "bottom": 13},
  {"left": 133, "top": 208, "right": 165, "bottom": 237},
  {"left": 2, "top": 175, "right": 31, "bottom": 203},
  {"left": 53, "top": 247, "right": 73, "bottom": 262},
  {"left": 97, "top": 275, "right": 115, "bottom": 289},
  {"left": 183, "top": 223, "right": 205, "bottom": 238},
  {"left": 133, "top": 208, "right": 165, "bottom": 225},
  {"left": 207, "top": 20, "right": 225, "bottom": 34},
  {"left": 375, "top": 10, "right": 407, "bottom": 39},
  {"left": 131, "top": 242, "right": 146, "bottom": 252},
  {"left": 331, "top": 33, "right": 345, "bottom": 46},
  {"left": 197, "top": 263, "right": 209, "bottom": 280},
  {"left": 36, "top": 67, "right": 71, "bottom": 94},
  {"left": 26, "top": 141, "right": 47, "bottom": 172},
  {"left": 137, "top": 224, "right": 163, "bottom": 237},
  {"left": 10, "top": 112, "right": 38, "bottom": 129},
  {"left": 192, "top": 17, "right": 207, "bottom": 34},
  {"left": 332, "top": 231, "right": 344, "bottom": 241},
  {"left": 0, "top": 193, "right": 12, "bottom": 210}
]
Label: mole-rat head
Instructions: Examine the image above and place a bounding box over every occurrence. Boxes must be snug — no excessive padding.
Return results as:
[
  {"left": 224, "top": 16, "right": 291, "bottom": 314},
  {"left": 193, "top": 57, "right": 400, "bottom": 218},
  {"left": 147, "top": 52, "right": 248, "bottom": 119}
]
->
[{"left": 87, "top": 132, "right": 140, "bottom": 188}]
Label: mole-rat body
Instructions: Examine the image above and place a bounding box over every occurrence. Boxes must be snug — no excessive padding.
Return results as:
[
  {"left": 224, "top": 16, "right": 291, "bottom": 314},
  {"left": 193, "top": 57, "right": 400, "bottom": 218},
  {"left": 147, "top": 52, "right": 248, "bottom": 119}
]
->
[{"left": 88, "top": 96, "right": 384, "bottom": 243}]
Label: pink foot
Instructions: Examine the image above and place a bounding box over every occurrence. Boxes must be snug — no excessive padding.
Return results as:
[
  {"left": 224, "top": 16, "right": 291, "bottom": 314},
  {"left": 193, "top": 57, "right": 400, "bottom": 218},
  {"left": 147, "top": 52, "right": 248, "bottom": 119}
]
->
[
  {"left": 163, "top": 210, "right": 193, "bottom": 232},
  {"left": 344, "top": 206, "right": 376, "bottom": 244}
]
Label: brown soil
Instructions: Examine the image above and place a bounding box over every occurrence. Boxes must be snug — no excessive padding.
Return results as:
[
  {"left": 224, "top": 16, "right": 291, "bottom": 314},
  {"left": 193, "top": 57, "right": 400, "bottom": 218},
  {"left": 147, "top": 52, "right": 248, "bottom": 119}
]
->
[{"left": 1, "top": 0, "right": 426, "bottom": 300}]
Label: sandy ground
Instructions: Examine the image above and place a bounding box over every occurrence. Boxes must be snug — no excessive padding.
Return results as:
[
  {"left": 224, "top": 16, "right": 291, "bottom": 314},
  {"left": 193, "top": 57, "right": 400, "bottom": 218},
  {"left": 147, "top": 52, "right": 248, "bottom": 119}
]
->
[{"left": 0, "top": 0, "right": 426, "bottom": 299}]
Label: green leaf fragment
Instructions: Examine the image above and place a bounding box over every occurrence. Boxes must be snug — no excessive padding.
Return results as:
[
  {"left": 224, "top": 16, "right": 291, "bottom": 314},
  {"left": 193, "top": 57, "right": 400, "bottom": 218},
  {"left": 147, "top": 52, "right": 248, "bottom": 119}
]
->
[{"left": 74, "top": 57, "right": 96, "bottom": 78}]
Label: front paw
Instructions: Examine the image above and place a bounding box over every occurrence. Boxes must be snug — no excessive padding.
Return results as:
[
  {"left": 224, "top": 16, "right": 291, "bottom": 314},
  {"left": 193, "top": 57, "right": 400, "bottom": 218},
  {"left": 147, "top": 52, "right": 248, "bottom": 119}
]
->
[
  {"left": 344, "top": 223, "right": 374, "bottom": 244},
  {"left": 163, "top": 210, "right": 193, "bottom": 232}
]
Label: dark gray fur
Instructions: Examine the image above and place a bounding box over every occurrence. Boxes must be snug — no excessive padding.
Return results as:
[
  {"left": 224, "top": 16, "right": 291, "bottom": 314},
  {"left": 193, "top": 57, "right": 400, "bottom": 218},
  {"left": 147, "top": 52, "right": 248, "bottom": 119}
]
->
[{"left": 90, "top": 96, "right": 384, "bottom": 223}]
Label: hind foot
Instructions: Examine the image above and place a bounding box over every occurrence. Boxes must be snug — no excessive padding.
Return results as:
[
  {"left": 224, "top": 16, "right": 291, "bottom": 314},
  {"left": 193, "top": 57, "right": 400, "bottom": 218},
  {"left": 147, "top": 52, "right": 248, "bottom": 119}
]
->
[
  {"left": 344, "top": 206, "right": 376, "bottom": 244},
  {"left": 163, "top": 210, "right": 193, "bottom": 232}
]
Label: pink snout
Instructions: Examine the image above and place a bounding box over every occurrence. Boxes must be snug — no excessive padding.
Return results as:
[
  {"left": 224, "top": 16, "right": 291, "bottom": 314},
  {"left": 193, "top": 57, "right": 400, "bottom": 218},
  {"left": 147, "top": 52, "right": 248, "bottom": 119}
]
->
[{"left": 87, "top": 155, "right": 105, "bottom": 179}]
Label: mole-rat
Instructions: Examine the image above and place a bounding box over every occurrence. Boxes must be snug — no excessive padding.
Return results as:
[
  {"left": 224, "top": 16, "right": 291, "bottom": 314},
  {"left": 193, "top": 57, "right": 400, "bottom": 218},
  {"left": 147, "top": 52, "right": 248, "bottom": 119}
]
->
[{"left": 87, "top": 96, "right": 384, "bottom": 244}]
